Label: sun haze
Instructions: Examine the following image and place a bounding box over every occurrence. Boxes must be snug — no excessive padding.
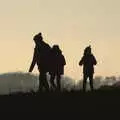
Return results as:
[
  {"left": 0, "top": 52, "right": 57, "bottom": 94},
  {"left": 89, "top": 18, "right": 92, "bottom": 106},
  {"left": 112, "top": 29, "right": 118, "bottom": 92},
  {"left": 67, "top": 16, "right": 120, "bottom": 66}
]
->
[{"left": 0, "top": 0, "right": 120, "bottom": 80}]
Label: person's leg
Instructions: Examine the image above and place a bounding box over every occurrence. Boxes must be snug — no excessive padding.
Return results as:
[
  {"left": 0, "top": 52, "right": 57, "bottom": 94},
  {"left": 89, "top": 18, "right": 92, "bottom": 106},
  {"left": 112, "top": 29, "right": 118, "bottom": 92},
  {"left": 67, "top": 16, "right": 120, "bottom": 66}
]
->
[
  {"left": 50, "top": 74, "right": 56, "bottom": 90},
  {"left": 39, "top": 73, "right": 44, "bottom": 92},
  {"left": 83, "top": 74, "right": 87, "bottom": 92},
  {"left": 39, "top": 69, "right": 49, "bottom": 92},
  {"left": 89, "top": 74, "right": 94, "bottom": 91},
  {"left": 56, "top": 75, "right": 61, "bottom": 91},
  {"left": 42, "top": 72, "right": 49, "bottom": 91}
]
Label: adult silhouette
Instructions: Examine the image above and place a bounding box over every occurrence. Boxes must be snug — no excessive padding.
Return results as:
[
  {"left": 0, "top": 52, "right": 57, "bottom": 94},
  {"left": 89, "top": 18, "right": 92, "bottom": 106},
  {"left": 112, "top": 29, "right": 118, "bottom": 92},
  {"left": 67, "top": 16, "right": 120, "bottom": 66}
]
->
[
  {"left": 79, "top": 46, "right": 97, "bottom": 91},
  {"left": 29, "top": 33, "right": 51, "bottom": 92},
  {"left": 49, "top": 45, "right": 66, "bottom": 91}
]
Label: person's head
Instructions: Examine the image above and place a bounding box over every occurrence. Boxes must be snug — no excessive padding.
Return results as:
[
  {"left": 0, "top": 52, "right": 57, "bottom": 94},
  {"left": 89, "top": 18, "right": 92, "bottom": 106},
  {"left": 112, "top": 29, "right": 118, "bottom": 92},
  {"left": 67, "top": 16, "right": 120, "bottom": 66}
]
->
[
  {"left": 33, "top": 32, "right": 43, "bottom": 44},
  {"left": 84, "top": 45, "right": 91, "bottom": 56},
  {"left": 52, "top": 45, "right": 62, "bottom": 54}
]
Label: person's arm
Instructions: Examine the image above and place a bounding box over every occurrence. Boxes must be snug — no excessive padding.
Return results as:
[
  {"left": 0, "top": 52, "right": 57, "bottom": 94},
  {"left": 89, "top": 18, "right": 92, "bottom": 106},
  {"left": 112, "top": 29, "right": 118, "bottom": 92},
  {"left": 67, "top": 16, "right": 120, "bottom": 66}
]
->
[
  {"left": 79, "top": 56, "right": 84, "bottom": 66},
  {"left": 29, "top": 48, "right": 37, "bottom": 72},
  {"left": 92, "top": 55, "right": 97, "bottom": 65},
  {"left": 62, "top": 55, "right": 66, "bottom": 66}
]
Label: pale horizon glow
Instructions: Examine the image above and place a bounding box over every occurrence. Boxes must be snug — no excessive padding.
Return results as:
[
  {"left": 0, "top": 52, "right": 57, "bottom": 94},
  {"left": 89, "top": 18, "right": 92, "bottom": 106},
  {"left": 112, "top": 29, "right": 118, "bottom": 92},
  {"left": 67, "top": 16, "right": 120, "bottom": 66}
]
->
[{"left": 0, "top": 0, "right": 120, "bottom": 80}]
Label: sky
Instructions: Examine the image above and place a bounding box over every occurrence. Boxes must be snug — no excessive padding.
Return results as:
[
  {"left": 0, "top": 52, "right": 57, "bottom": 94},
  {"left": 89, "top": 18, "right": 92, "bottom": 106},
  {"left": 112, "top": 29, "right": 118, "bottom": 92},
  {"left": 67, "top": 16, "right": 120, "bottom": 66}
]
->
[{"left": 0, "top": 0, "right": 120, "bottom": 80}]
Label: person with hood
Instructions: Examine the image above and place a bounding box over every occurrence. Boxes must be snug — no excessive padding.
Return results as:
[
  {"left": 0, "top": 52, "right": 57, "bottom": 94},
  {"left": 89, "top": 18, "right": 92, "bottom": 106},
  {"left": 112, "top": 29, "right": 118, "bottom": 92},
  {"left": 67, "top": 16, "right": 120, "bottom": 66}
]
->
[
  {"left": 29, "top": 33, "right": 51, "bottom": 92},
  {"left": 79, "top": 46, "right": 97, "bottom": 91},
  {"left": 49, "top": 45, "right": 66, "bottom": 91}
]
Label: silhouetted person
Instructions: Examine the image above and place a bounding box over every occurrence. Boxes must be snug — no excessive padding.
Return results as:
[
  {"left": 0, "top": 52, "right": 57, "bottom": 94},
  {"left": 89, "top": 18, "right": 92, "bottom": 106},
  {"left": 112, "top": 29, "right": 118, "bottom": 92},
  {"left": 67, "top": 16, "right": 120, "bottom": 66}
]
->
[
  {"left": 49, "top": 45, "right": 66, "bottom": 91},
  {"left": 79, "top": 46, "right": 97, "bottom": 92},
  {"left": 29, "top": 33, "right": 51, "bottom": 92}
]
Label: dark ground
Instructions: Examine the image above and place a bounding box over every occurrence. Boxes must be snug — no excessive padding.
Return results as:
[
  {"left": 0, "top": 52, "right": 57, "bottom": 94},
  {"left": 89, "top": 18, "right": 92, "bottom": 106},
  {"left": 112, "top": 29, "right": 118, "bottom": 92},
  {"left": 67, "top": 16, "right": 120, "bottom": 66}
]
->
[{"left": 0, "top": 89, "right": 120, "bottom": 114}]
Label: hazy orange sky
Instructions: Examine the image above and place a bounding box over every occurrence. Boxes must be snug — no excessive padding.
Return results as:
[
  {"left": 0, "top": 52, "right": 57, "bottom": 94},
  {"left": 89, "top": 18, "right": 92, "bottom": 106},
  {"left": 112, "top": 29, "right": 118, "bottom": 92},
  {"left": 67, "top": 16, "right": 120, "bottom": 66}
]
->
[{"left": 0, "top": 0, "right": 120, "bottom": 80}]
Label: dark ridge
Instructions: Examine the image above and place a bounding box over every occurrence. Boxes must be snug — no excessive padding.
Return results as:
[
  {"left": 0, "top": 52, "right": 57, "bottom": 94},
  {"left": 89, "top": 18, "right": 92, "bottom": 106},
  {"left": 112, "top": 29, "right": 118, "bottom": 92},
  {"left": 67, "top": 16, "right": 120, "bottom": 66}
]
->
[{"left": 0, "top": 88, "right": 120, "bottom": 113}]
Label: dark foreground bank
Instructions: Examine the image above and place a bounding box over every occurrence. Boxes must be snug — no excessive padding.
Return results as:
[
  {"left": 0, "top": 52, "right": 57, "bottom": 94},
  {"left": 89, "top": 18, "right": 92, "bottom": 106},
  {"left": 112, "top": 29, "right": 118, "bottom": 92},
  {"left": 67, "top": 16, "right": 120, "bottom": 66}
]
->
[{"left": 0, "top": 89, "right": 120, "bottom": 113}]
